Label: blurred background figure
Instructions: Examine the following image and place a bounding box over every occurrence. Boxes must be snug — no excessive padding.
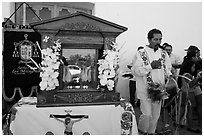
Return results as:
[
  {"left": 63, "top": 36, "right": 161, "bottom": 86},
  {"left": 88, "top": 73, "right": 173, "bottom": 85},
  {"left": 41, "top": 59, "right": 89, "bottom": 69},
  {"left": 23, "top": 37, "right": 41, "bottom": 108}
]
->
[
  {"left": 163, "top": 43, "right": 182, "bottom": 80},
  {"left": 122, "top": 46, "right": 144, "bottom": 108},
  {"left": 184, "top": 45, "right": 202, "bottom": 80},
  {"left": 177, "top": 45, "right": 202, "bottom": 133},
  {"left": 127, "top": 64, "right": 137, "bottom": 108}
]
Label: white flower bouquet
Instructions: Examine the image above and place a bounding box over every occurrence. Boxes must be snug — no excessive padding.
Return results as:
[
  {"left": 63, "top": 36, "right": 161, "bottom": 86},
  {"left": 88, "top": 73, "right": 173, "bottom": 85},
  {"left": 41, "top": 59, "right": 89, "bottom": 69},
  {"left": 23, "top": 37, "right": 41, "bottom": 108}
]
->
[
  {"left": 98, "top": 42, "right": 120, "bottom": 91},
  {"left": 27, "top": 36, "right": 62, "bottom": 91}
]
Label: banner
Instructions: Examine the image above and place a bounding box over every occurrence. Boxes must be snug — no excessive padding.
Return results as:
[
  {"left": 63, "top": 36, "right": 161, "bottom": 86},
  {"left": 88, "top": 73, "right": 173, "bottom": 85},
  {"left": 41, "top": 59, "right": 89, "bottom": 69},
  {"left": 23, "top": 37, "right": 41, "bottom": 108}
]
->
[{"left": 3, "top": 30, "right": 41, "bottom": 104}]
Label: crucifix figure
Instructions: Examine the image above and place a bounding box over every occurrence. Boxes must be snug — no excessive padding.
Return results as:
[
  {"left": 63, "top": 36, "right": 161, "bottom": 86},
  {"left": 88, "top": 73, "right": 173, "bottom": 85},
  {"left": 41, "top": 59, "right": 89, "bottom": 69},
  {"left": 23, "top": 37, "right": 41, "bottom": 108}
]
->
[{"left": 50, "top": 111, "right": 88, "bottom": 135}]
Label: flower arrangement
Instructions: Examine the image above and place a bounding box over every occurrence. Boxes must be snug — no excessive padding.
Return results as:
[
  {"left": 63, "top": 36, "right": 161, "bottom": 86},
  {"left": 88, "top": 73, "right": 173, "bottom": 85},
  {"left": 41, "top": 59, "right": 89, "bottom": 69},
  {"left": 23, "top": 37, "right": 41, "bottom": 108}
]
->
[
  {"left": 27, "top": 36, "right": 62, "bottom": 91},
  {"left": 97, "top": 42, "right": 120, "bottom": 91}
]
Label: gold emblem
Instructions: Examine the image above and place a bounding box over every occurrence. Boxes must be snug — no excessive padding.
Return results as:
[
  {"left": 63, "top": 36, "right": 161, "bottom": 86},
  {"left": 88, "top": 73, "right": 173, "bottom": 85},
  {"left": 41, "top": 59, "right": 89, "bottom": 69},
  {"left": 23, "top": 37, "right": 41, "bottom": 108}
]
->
[{"left": 13, "top": 34, "right": 39, "bottom": 63}]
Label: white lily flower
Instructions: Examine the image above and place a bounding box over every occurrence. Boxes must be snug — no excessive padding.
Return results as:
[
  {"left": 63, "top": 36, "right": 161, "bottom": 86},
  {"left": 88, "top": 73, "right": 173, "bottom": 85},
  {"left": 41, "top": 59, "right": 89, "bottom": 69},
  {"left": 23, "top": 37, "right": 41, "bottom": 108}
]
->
[
  {"left": 107, "top": 79, "right": 114, "bottom": 91},
  {"left": 51, "top": 71, "right": 59, "bottom": 78},
  {"left": 39, "top": 81, "right": 47, "bottom": 90},
  {"left": 43, "top": 36, "right": 50, "bottom": 43},
  {"left": 97, "top": 42, "right": 120, "bottom": 91},
  {"left": 37, "top": 36, "right": 62, "bottom": 91},
  {"left": 100, "top": 77, "right": 108, "bottom": 86},
  {"left": 53, "top": 62, "right": 60, "bottom": 69}
]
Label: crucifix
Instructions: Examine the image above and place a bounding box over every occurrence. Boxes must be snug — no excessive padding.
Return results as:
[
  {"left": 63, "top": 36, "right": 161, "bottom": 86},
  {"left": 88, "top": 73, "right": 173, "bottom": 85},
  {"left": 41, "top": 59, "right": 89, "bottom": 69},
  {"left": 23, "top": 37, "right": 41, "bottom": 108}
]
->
[{"left": 50, "top": 110, "right": 88, "bottom": 135}]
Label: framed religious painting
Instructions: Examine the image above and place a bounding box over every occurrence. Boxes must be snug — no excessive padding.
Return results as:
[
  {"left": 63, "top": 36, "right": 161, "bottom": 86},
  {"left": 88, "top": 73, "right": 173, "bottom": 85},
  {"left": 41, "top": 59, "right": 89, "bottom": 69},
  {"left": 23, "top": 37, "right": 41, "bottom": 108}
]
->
[{"left": 60, "top": 48, "right": 98, "bottom": 91}]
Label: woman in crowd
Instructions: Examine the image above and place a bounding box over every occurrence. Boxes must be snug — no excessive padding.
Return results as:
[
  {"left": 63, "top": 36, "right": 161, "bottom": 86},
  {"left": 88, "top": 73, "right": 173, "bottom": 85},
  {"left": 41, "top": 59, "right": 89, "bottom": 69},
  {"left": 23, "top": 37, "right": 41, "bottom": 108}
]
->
[{"left": 178, "top": 45, "right": 202, "bottom": 133}]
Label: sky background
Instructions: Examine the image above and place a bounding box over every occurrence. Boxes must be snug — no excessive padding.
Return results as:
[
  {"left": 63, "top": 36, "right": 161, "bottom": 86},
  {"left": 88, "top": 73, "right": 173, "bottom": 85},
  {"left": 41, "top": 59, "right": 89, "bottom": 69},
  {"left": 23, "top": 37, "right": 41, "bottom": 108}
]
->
[{"left": 95, "top": 2, "right": 202, "bottom": 60}]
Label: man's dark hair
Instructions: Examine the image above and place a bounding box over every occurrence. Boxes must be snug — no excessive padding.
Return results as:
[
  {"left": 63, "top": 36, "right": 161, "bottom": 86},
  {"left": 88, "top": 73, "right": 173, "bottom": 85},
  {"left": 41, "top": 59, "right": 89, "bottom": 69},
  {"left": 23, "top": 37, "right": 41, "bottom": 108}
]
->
[
  {"left": 163, "top": 43, "right": 172, "bottom": 49},
  {"left": 147, "top": 28, "right": 162, "bottom": 40}
]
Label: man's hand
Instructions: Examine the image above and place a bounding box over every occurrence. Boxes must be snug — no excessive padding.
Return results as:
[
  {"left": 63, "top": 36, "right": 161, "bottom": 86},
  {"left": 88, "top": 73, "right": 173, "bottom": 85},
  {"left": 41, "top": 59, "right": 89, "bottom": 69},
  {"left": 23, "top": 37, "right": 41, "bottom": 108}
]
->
[{"left": 151, "top": 59, "right": 162, "bottom": 69}]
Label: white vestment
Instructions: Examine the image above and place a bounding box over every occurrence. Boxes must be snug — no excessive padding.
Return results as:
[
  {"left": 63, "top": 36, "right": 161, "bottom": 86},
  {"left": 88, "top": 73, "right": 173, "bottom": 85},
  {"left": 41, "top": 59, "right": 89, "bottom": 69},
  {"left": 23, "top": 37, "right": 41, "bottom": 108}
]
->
[
  {"left": 132, "top": 46, "right": 172, "bottom": 100},
  {"left": 131, "top": 46, "right": 172, "bottom": 133}
]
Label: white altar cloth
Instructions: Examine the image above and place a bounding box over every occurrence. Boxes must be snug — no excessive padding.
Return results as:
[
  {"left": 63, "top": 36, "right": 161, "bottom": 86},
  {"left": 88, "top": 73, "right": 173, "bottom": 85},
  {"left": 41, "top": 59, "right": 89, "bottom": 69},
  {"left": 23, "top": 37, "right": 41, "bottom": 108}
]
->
[{"left": 9, "top": 97, "right": 138, "bottom": 135}]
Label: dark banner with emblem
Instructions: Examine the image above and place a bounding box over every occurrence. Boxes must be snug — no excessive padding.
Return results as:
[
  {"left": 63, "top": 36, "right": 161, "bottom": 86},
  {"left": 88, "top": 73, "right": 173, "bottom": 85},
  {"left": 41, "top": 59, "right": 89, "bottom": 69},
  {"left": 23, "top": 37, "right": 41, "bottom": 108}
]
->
[{"left": 3, "top": 30, "right": 41, "bottom": 104}]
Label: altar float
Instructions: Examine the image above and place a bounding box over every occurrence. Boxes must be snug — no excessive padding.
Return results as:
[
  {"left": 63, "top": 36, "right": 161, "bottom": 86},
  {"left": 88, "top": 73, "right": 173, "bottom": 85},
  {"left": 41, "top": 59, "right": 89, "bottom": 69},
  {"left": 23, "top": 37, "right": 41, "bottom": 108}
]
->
[{"left": 28, "top": 11, "right": 128, "bottom": 107}]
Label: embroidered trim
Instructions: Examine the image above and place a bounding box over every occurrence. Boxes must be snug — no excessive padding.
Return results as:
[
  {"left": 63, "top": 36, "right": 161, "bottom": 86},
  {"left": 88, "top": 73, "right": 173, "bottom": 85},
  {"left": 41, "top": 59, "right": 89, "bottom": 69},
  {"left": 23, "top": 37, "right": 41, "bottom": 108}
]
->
[
  {"left": 138, "top": 48, "right": 153, "bottom": 85},
  {"left": 161, "top": 50, "right": 167, "bottom": 76},
  {"left": 120, "top": 101, "right": 135, "bottom": 135},
  {"left": 138, "top": 48, "right": 169, "bottom": 101},
  {"left": 138, "top": 48, "right": 167, "bottom": 86}
]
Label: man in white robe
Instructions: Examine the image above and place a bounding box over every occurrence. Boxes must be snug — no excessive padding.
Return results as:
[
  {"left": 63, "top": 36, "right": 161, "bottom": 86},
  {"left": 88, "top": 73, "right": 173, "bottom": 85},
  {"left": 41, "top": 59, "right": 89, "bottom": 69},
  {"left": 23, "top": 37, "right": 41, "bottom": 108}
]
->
[{"left": 131, "top": 29, "right": 172, "bottom": 134}]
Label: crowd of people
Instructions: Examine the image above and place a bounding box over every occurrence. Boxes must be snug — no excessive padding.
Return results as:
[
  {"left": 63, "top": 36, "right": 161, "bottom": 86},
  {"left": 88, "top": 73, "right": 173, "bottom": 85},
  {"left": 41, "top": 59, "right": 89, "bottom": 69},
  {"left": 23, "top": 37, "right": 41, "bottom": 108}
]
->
[{"left": 127, "top": 28, "right": 202, "bottom": 134}]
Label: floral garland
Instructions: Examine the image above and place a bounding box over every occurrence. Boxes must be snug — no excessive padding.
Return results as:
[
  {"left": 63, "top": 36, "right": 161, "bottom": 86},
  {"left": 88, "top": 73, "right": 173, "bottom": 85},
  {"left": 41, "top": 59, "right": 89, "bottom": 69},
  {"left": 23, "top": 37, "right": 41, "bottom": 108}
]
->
[
  {"left": 97, "top": 42, "right": 120, "bottom": 91},
  {"left": 27, "top": 36, "right": 62, "bottom": 91}
]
